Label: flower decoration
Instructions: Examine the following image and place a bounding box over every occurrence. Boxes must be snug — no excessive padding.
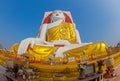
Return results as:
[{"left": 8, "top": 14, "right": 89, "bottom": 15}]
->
[
  {"left": 12, "top": 64, "right": 19, "bottom": 74},
  {"left": 48, "top": 55, "right": 54, "bottom": 61},
  {"left": 48, "top": 55, "right": 54, "bottom": 65},
  {"left": 97, "top": 60, "right": 104, "bottom": 66},
  {"left": 78, "top": 63, "right": 87, "bottom": 73},
  {"left": 97, "top": 60, "right": 104, "bottom": 73}
]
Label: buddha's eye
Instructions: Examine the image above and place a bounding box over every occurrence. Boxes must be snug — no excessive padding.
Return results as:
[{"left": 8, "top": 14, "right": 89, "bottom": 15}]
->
[{"left": 59, "top": 12, "right": 61, "bottom": 14}]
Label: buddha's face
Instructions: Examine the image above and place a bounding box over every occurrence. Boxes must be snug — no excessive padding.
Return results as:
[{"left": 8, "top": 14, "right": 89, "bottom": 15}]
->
[{"left": 51, "top": 10, "right": 65, "bottom": 22}]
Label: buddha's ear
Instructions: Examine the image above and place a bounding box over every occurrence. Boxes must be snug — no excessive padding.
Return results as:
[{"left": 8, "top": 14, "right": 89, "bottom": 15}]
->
[{"left": 50, "top": 16, "right": 54, "bottom": 23}]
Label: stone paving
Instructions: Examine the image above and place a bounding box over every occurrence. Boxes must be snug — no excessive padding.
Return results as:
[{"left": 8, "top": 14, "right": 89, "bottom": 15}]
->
[{"left": 0, "top": 65, "right": 120, "bottom": 81}]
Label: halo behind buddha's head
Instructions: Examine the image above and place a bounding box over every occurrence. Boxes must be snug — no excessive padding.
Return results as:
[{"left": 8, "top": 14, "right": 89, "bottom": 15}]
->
[{"left": 51, "top": 10, "right": 65, "bottom": 22}]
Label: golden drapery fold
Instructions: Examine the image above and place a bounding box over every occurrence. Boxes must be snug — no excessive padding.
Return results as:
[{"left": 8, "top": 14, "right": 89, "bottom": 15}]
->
[
  {"left": 64, "top": 42, "right": 108, "bottom": 59},
  {"left": 28, "top": 45, "right": 56, "bottom": 59},
  {"left": 47, "top": 22, "right": 78, "bottom": 44}
]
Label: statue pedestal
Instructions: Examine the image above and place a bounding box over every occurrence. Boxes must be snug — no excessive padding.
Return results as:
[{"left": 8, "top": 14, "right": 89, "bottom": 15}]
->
[{"left": 29, "top": 62, "right": 79, "bottom": 78}]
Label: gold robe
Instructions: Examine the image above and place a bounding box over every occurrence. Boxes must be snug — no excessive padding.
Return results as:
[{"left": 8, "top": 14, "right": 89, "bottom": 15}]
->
[
  {"left": 47, "top": 22, "right": 78, "bottom": 44},
  {"left": 27, "top": 22, "right": 78, "bottom": 59}
]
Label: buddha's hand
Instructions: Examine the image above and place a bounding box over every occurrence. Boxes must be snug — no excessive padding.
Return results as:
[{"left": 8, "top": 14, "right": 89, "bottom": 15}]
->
[{"left": 18, "top": 38, "right": 43, "bottom": 55}]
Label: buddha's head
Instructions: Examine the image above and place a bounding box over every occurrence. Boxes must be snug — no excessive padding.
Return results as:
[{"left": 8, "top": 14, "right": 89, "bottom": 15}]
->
[{"left": 51, "top": 10, "right": 65, "bottom": 22}]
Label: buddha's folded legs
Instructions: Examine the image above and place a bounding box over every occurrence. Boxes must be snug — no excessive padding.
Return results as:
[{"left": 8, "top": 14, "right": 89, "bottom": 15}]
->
[
  {"left": 64, "top": 42, "right": 107, "bottom": 59},
  {"left": 25, "top": 42, "right": 107, "bottom": 60},
  {"left": 27, "top": 45, "right": 56, "bottom": 59}
]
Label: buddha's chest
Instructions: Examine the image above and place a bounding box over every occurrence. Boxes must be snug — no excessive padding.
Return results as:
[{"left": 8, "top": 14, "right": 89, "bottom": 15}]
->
[{"left": 46, "top": 22, "right": 77, "bottom": 43}]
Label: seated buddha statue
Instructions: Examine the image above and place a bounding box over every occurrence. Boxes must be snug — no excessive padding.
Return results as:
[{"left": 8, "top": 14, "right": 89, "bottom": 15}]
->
[{"left": 17, "top": 10, "right": 107, "bottom": 60}]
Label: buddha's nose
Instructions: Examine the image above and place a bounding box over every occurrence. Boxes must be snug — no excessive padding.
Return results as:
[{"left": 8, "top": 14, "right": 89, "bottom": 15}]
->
[{"left": 56, "top": 14, "right": 59, "bottom": 16}]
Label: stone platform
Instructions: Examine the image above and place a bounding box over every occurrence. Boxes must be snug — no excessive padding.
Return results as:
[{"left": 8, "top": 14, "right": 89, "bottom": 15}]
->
[{"left": 0, "top": 64, "right": 120, "bottom": 81}]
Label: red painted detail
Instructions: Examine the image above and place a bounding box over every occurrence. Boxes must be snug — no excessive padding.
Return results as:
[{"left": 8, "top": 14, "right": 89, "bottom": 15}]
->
[
  {"left": 64, "top": 13, "right": 72, "bottom": 23},
  {"left": 43, "top": 13, "right": 52, "bottom": 24},
  {"left": 43, "top": 12, "right": 72, "bottom": 24}
]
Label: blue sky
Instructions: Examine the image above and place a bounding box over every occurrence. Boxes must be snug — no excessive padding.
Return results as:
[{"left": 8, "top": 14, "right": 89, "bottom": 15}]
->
[{"left": 0, "top": 0, "right": 120, "bottom": 49}]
